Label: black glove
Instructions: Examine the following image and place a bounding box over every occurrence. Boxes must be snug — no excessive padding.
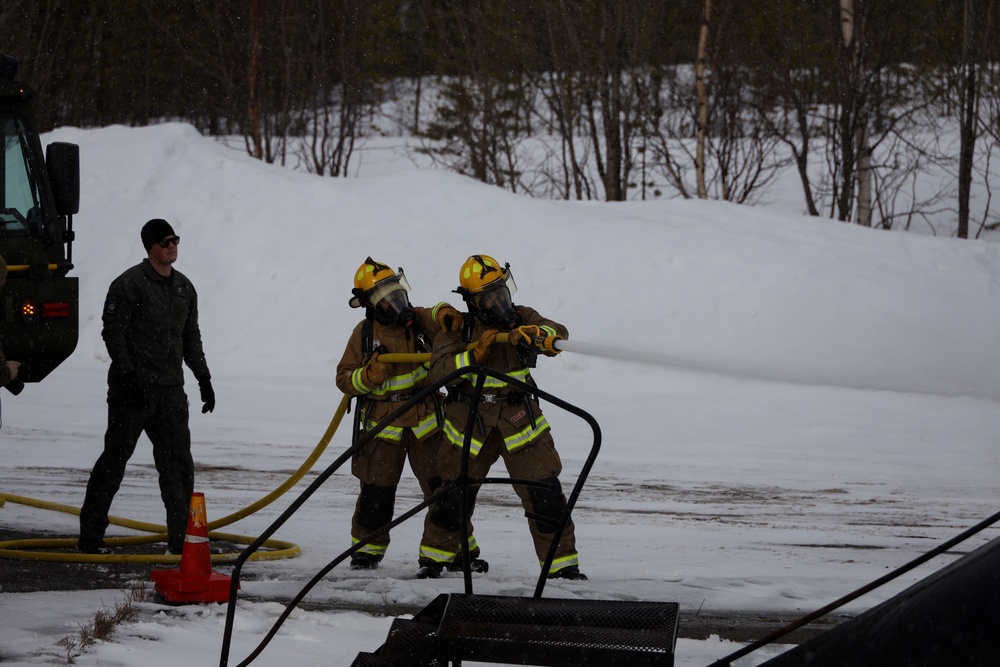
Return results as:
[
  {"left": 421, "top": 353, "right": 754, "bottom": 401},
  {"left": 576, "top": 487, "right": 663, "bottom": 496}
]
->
[
  {"left": 198, "top": 377, "right": 215, "bottom": 414},
  {"left": 121, "top": 370, "right": 147, "bottom": 411}
]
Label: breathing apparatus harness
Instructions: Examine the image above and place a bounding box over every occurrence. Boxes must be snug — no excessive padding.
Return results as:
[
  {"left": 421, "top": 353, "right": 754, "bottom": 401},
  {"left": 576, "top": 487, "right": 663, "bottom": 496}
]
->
[
  {"left": 449, "top": 283, "right": 539, "bottom": 434},
  {"left": 350, "top": 306, "right": 440, "bottom": 450}
]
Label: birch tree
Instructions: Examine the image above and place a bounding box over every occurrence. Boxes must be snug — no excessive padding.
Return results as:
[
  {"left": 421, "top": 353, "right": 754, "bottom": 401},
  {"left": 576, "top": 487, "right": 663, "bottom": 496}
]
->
[{"left": 957, "top": 0, "right": 982, "bottom": 238}]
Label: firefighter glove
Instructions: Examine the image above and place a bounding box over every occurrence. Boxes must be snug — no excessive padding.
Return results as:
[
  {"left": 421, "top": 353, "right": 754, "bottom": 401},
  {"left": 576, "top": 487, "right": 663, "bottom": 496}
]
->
[
  {"left": 508, "top": 325, "right": 541, "bottom": 347},
  {"left": 365, "top": 359, "right": 393, "bottom": 387},
  {"left": 473, "top": 329, "right": 499, "bottom": 363},
  {"left": 199, "top": 377, "right": 215, "bottom": 413},
  {"left": 122, "top": 370, "right": 147, "bottom": 411},
  {"left": 435, "top": 304, "right": 463, "bottom": 332}
]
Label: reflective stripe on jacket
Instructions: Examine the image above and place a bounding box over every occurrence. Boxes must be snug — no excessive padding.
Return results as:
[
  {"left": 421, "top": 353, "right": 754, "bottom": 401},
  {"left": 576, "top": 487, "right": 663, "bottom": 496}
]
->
[
  {"left": 336, "top": 305, "right": 449, "bottom": 442},
  {"left": 430, "top": 305, "right": 567, "bottom": 456}
]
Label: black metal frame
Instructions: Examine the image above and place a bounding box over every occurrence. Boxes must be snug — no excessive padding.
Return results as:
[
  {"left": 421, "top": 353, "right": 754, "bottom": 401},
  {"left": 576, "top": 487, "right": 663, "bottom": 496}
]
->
[{"left": 219, "top": 364, "right": 601, "bottom": 667}]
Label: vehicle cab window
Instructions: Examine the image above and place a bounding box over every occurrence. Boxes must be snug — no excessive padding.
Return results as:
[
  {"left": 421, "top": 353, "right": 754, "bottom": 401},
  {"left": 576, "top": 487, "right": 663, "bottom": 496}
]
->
[{"left": 1, "top": 115, "right": 43, "bottom": 236}]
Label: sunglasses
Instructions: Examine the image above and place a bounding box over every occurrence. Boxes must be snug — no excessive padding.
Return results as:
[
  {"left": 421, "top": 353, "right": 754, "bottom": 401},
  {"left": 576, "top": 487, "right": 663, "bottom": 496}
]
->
[{"left": 156, "top": 236, "right": 180, "bottom": 248}]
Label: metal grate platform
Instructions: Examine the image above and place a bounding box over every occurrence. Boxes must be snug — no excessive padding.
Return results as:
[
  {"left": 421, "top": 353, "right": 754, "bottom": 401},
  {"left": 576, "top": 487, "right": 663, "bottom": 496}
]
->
[
  {"left": 355, "top": 593, "right": 679, "bottom": 666},
  {"left": 350, "top": 618, "right": 441, "bottom": 667}
]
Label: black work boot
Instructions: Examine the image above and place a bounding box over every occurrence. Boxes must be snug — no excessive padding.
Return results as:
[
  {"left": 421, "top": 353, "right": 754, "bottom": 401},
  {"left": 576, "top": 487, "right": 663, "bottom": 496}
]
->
[
  {"left": 446, "top": 557, "right": 489, "bottom": 574},
  {"left": 77, "top": 538, "right": 112, "bottom": 555},
  {"left": 416, "top": 559, "right": 444, "bottom": 579},
  {"left": 547, "top": 565, "right": 588, "bottom": 580},
  {"left": 350, "top": 554, "right": 380, "bottom": 570}
]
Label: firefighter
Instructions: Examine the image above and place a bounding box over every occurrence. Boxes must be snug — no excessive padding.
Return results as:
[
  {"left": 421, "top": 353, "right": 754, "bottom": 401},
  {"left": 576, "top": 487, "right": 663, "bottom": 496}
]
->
[
  {"left": 423, "top": 254, "right": 586, "bottom": 580},
  {"left": 336, "top": 257, "right": 487, "bottom": 574}
]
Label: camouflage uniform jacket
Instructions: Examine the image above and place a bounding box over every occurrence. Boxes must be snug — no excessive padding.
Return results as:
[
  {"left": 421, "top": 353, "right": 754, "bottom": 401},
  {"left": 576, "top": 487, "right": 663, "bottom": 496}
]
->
[
  {"left": 102, "top": 259, "right": 211, "bottom": 387},
  {"left": 0, "top": 339, "right": 10, "bottom": 387}
]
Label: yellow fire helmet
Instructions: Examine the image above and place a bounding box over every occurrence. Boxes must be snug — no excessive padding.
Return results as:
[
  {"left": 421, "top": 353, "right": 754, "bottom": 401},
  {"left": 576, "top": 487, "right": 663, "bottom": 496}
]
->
[
  {"left": 354, "top": 257, "right": 395, "bottom": 293},
  {"left": 457, "top": 254, "right": 520, "bottom": 328},
  {"left": 350, "top": 257, "right": 411, "bottom": 308},
  {"left": 458, "top": 254, "right": 515, "bottom": 295},
  {"left": 350, "top": 257, "right": 416, "bottom": 327}
]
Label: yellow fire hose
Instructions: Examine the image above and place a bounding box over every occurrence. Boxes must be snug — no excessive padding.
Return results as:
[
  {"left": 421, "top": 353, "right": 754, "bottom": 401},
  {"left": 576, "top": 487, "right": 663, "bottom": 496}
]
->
[
  {"left": 0, "top": 336, "right": 521, "bottom": 564},
  {"left": 0, "top": 394, "right": 351, "bottom": 564}
]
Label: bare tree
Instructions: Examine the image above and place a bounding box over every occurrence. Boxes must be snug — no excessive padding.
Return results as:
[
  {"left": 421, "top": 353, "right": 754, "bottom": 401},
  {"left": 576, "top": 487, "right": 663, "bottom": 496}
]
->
[
  {"left": 841, "top": 0, "right": 874, "bottom": 226},
  {"left": 955, "top": 0, "right": 995, "bottom": 238},
  {"left": 972, "top": 5, "right": 999, "bottom": 238},
  {"left": 1, "top": 0, "right": 70, "bottom": 116},
  {"left": 529, "top": 0, "right": 662, "bottom": 201},
  {"left": 695, "top": 0, "right": 712, "bottom": 199},
  {"left": 418, "top": 0, "right": 535, "bottom": 192},
  {"left": 639, "top": 66, "right": 694, "bottom": 200},
  {"left": 533, "top": 0, "right": 597, "bottom": 200},
  {"left": 247, "top": 0, "right": 265, "bottom": 160},
  {"left": 659, "top": 0, "right": 789, "bottom": 205}
]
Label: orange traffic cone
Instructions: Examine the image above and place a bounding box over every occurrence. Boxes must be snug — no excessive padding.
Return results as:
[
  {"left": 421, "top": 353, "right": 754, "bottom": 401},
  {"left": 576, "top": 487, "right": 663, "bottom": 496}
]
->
[{"left": 150, "top": 492, "right": 237, "bottom": 603}]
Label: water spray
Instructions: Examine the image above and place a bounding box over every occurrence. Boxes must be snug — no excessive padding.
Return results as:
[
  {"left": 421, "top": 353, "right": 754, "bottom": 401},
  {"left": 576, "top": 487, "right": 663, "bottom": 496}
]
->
[
  {"left": 545, "top": 337, "right": 728, "bottom": 376},
  {"left": 378, "top": 334, "right": 715, "bottom": 374}
]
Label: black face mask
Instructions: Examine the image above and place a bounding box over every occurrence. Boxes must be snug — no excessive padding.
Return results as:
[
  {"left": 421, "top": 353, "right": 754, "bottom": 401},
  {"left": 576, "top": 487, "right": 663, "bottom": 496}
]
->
[
  {"left": 372, "top": 288, "right": 415, "bottom": 327},
  {"left": 475, "top": 282, "right": 519, "bottom": 329}
]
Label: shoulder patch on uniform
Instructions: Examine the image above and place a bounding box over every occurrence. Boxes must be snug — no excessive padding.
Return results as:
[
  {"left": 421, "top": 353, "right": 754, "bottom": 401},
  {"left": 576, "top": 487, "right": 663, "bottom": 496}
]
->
[{"left": 104, "top": 299, "right": 119, "bottom": 316}]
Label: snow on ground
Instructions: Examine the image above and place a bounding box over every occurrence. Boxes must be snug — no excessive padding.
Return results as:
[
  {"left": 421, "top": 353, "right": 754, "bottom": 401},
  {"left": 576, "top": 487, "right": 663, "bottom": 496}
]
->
[{"left": 1, "top": 123, "right": 999, "bottom": 666}]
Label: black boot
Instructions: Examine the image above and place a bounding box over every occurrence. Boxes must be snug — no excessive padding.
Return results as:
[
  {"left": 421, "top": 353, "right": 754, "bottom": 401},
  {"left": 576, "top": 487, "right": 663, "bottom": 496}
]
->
[
  {"left": 78, "top": 538, "right": 112, "bottom": 555},
  {"left": 446, "top": 557, "right": 489, "bottom": 574},
  {"left": 350, "top": 554, "right": 380, "bottom": 570},
  {"left": 416, "top": 559, "right": 444, "bottom": 579},
  {"left": 547, "top": 565, "right": 587, "bottom": 580}
]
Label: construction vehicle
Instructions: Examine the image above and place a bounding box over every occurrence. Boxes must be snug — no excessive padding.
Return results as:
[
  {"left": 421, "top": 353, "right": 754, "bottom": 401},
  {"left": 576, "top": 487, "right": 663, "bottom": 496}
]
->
[{"left": 0, "top": 53, "right": 80, "bottom": 389}]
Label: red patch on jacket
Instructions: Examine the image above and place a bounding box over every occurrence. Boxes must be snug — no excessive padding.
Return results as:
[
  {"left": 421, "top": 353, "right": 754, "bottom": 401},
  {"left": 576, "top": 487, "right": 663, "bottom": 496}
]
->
[{"left": 510, "top": 410, "right": 527, "bottom": 423}]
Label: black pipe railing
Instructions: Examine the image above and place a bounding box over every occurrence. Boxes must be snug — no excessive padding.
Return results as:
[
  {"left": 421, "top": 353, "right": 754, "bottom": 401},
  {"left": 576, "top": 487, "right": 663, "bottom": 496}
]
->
[{"left": 219, "top": 364, "right": 601, "bottom": 667}]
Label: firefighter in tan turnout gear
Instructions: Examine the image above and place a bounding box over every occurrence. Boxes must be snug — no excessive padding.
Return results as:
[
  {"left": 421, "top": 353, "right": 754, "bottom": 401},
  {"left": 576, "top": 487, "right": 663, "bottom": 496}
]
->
[
  {"left": 336, "top": 258, "right": 487, "bottom": 574},
  {"left": 423, "top": 254, "right": 586, "bottom": 580}
]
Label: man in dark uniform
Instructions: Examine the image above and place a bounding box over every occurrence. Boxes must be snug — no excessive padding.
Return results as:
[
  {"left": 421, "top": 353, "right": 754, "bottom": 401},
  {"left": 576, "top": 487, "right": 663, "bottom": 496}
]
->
[
  {"left": 0, "top": 255, "right": 23, "bottom": 428},
  {"left": 423, "top": 254, "right": 586, "bottom": 580},
  {"left": 78, "top": 219, "right": 215, "bottom": 555}
]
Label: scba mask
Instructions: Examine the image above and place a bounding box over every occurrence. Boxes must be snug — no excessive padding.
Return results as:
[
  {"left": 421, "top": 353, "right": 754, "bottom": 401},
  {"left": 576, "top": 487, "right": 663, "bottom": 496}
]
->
[
  {"left": 474, "top": 274, "right": 519, "bottom": 329},
  {"left": 370, "top": 273, "right": 416, "bottom": 327},
  {"left": 456, "top": 255, "right": 520, "bottom": 329},
  {"left": 350, "top": 258, "right": 417, "bottom": 328}
]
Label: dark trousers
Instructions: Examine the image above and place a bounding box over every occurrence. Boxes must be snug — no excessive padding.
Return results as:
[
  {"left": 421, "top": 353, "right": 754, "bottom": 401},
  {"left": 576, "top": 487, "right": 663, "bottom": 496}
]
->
[
  {"left": 351, "top": 429, "right": 445, "bottom": 561},
  {"left": 79, "top": 384, "right": 193, "bottom": 551},
  {"left": 423, "top": 429, "right": 578, "bottom": 570}
]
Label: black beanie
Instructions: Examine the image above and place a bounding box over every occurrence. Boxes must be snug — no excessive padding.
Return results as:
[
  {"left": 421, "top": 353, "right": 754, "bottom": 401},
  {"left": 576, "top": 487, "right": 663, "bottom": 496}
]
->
[{"left": 141, "top": 219, "right": 175, "bottom": 250}]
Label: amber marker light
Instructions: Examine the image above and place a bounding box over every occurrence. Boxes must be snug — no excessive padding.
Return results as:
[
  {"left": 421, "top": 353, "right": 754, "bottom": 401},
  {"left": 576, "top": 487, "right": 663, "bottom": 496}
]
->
[{"left": 20, "top": 299, "right": 38, "bottom": 324}]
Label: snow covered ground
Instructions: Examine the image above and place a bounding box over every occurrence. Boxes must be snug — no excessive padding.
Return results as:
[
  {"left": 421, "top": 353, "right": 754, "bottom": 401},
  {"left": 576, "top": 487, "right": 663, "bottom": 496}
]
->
[{"left": 1, "top": 123, "right": 999, "bottom": 666}]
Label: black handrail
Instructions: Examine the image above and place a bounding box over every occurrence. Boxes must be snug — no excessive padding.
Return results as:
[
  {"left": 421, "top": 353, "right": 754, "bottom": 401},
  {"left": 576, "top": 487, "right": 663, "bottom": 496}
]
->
[
  {"left": 219, "top": 364, "right": 601, "bottom": 667},
  {"left": 706, "top": 507, "right": 1000, "bottom": 667}
]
